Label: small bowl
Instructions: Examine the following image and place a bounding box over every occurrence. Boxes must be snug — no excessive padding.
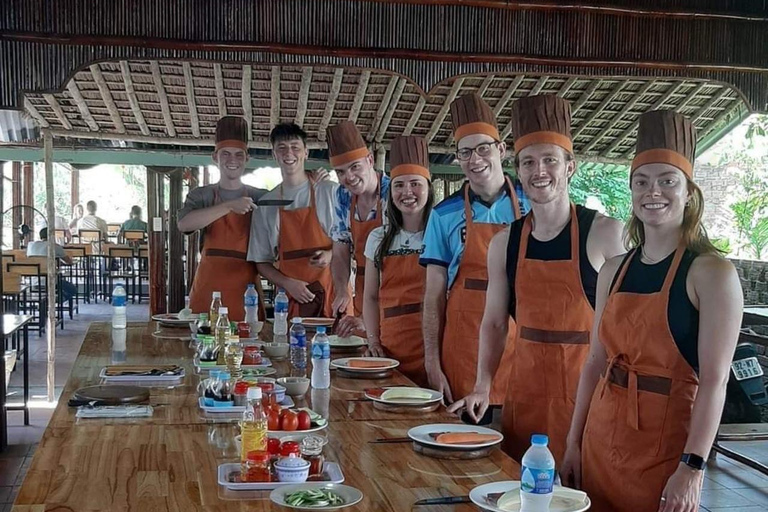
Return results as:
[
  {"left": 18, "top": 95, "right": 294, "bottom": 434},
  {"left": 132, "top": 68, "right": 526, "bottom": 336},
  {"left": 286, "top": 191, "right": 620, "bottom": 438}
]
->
[
  {"left": 274, "top": 457, "right": 310, "bottom": 483},
  {"left": 277, "top": 377, "right": 310, "bottom": 397},
  {"left": 263, "top": 342, "right": 290, "bottom": 360}
]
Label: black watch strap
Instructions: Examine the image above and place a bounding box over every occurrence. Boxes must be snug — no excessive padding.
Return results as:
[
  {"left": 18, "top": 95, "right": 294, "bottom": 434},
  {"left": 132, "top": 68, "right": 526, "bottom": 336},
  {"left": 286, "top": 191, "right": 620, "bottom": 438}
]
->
[{"left": 681, "top": 452, "right": 706, "bottom": 470}]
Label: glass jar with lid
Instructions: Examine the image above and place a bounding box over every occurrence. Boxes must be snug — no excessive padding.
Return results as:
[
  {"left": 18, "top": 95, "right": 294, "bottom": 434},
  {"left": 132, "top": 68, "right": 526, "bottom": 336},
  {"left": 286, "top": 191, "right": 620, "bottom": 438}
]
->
[{"left": 300, "top": 435, "right": 325, "bottom": 478}]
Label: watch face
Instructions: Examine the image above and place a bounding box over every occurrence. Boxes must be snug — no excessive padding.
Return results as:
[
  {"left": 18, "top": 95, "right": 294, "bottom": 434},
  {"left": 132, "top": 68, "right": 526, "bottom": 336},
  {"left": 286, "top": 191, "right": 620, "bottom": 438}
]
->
[{"left": 682, "top": 453, "right": 706, "bottom": 470}]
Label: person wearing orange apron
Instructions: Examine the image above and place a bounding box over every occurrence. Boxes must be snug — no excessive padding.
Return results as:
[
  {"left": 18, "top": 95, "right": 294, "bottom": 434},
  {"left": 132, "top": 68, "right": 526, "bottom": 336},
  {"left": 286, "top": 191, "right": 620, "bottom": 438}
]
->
[
  {"left": 560, "top": 110, "right": 742, "bottom": 512},
  {"left": 362, "top": 136, "right": 433, "bottom": 387},
  {"left": 248, "top": 123, "right": 339, "bottom": 319},
  {"left": 421, "top": 93, "right": 528, "bottom": 405},
  {"left": 449, "top": 95, "right": 624, "bottom": 463},
  {"left": 179, "top": 116, "right": 265, "bottom": 322},
  {"left": 325, "top": 121, "right": 390, "bottom": 335}
]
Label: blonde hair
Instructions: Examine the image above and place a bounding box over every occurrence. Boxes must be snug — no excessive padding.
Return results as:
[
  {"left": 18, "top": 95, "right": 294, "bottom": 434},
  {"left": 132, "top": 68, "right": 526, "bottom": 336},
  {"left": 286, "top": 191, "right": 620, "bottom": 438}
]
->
[{"left": 625, "top": 179, "right": 724, "bottom": 256}]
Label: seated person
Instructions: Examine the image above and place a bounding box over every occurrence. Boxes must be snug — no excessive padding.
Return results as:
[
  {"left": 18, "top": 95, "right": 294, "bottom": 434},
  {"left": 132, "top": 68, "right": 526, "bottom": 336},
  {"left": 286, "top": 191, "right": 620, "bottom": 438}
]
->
[
  {"left": 119, "top": 205, "right": 148, "bottom": 244},
  {"left": 26, "top": 228, "right": 77, "bottom": 302}
]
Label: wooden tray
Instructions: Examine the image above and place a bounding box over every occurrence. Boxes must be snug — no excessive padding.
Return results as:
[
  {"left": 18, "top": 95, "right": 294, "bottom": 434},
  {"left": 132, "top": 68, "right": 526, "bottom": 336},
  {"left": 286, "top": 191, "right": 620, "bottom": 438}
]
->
[
  {"left": 372, "top": 400, "right": 441, "bottom": 414},
  {"left": 412, "top": 440, "right": 495, "bottom": 460},
  {"left": 336, "top": 368, "right": 393, "bottom": 380},
  {"left": 73, "top": 385, "right": 150, "bottom": 405}
]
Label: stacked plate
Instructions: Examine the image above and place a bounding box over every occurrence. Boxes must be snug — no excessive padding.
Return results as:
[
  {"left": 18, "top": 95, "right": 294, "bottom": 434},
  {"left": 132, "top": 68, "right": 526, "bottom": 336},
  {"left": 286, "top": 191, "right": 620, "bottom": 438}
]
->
[{"left": 469, "top": 481, "right": 590, "bottom": 512}]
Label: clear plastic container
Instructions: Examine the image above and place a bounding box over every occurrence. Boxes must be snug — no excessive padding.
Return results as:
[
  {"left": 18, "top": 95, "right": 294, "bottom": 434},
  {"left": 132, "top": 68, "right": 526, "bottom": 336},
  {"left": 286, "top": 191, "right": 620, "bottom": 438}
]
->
[
  {"left": 112, "top": 284, "right": 127, "bottom": 329},
  {"left": 520, "top": 434, "right": 555, "bottom": 512},
  {"left": 289, "top": 317, "right": 307, "bottom": 370},
  {"left": 310, "top": 327, "right": 331, "bottom": 389},
  {"left": 274, "top": 289, "right": 289, "bottom": 335},
  {"left": 244, "top": 284, "right": 259, "bottom": 331}
]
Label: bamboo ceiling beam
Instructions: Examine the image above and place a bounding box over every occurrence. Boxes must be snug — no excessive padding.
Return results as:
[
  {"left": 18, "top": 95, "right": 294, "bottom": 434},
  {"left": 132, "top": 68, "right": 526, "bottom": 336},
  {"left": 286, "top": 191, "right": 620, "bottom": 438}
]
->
[
  {"left": 675, "top": 82, "right": 709, "bottom": 114},
  {"left": 214, "top": 63, "right": 227, "bottom": 117},
  {"left": 581, "top": 81, "right": 655, "bottom": 154},
  {"left": 150, "top": 60, "right": 177, "bottom": 137},
  {"left": 367, "top": 75, "right": 400, "bottom": 142},
  {"left": 557, "top": 77, "right": 578, "bottom": 98},
  {"left": 570, "top": 81, "right": 601, "bottom": 116},
  {"left": 348, "top": 70, "right": 371, "bottom": 124},
  {"left": 43, "top": 94, "right": 72, "bottom": 130},
  {"left": 65, "top": 80, "right": 98, "bottom": 131},
  {"left": 23, "top": 98, "right": 49, "bottom": 128},
  {"left": 241, "top": 65, "right": 253, "bottom": 140},
  {"left": 601, "top": 80, "right": 688, "bottom": 156},
  {"left": 120, "top": 61, "right": 150, "bottom": 136},
  {"left": 402, "top": 96, "right": 426, "bottom": 137},
  {"left": 529, "top": 75, "right": 549, "bottom": 96},
  {"left": 572, "top": 82, "right": 627, "bottom": 143},
  {"left": 270, "top": 66, "right": 281, "bottom": 127},
  {"left": 295, "top": 66, "right": 313, "bottom": 126},
  {"left": 426, "top": 77, "right": 466, "bottom": 144},
  {"left": 697, "top": 101, "right": 745, "bottom": 143},
  {"left": 89, "top": 64, "right": 126, "bottom": 133},
  {"left": 183, "top": 62, "right": 200, "bottom": 138},
  {"left": 375, "top": 77, "right": 407, "bottom": 143},
  {"left": 492, "top": 75, "right": 525, "bottom": 116},
  {"left": 317, "top": 68, "right": 344, "bottom": 141},
  {"left": 690, "top": 88, "right": 733, "bottom": 124}
]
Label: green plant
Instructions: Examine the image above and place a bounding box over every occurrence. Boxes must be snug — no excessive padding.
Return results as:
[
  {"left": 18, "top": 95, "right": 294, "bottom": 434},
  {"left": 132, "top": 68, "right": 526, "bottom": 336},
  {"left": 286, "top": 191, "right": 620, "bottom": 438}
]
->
[
  {"left": 711, "top": 237, "right": 732, "bottom": 255},
  {"left": 570, "top": 163, "right": 632, "bottom": 220},
  {"left": 747, "top": 218, "right": 768, "bottom": 260}
]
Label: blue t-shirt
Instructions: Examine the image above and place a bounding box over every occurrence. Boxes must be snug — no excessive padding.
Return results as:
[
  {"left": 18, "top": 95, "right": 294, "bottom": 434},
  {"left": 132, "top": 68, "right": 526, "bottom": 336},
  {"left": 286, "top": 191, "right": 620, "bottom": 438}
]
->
[
  {"left": 331, "top": 174, "right": 391, "bottom": 244},
  {"left": 420, "top": 177, "right": 530, "bottom": 289}
]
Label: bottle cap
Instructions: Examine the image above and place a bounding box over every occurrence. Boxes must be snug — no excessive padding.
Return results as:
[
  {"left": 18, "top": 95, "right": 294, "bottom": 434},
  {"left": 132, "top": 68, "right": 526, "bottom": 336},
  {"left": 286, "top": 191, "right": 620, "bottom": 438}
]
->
[
  {"left": 210, "top": 370, "right": 221, "bottom": 378},
  {"left": 213, "top": 291, "right": 221, "bottom": 298},
  {"left": 247, "top": 450, "right": 270, "bottom": 462},
  {"left": 247, "top": 283, "right": 255, "bottom": 288},
  {"left": 219, "top": 372, "right": 231, "bottom": 380},
  {"left": 292, "top": 317, "right": 303, "bottom": 324},
  {"left": 531, "top": 434, "right": 549, "bottom": 446},
  {"left": 219, "top": 307, "right": 228, "bottom": 314},
  {"left": 316, "top": 326, "right": 326, "bottom": 334},
  {"left": 247, "top": 386, "right": 262, "bottom": 400},
  {"left": 278, "top": 288, "right": 285, "bottom": 294}
]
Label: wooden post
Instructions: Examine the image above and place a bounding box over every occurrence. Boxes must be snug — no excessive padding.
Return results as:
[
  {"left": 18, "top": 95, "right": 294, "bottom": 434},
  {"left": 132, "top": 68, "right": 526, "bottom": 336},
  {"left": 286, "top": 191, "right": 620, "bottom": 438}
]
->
[
  {"left": 70, "top": 167, "right": 79, "bottom": 208},
  {"left": 11, "top": 162, "right": 22, "bottom": 248},
  {"left": 203, "top": 166, "right": 210, "bottom": 186},
  {"left": 146, "top": 168, "right": 167, "bottom": 315},
  {"left": 22, "top": 162, "right": 33, "bottom": 232},
  {"left": 375, "top": 146, "right": 386, "bottom": 173},
  {"left": 167, "top": 168, "right": 184, "bottom": 313},
  {"left": 185, "top": 167, "right": 199, "bottom": 293},
  {"left": 43, "top": 132, "right": 56, "bottom": 402}
]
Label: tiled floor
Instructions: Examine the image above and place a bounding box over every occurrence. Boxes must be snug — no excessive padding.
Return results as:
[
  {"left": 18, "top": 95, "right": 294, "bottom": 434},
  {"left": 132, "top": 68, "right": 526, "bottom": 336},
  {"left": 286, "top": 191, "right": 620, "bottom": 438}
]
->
[{"left": 2, "top": 302, "right": 768, "bottom": 511}]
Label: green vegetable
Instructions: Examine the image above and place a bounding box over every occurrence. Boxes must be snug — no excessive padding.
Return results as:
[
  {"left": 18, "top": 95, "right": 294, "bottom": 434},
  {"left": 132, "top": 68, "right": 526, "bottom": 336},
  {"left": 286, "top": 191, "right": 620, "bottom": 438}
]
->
[{"left": 285, "top": 488, "right": 345, "bottom": 507}]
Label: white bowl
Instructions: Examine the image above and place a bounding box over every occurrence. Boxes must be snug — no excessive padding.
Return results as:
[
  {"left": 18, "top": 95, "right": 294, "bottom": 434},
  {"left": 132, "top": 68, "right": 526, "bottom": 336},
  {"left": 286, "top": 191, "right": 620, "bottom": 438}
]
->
[{"left": 275, "top": 457, "right": 310, "bottom": 483}]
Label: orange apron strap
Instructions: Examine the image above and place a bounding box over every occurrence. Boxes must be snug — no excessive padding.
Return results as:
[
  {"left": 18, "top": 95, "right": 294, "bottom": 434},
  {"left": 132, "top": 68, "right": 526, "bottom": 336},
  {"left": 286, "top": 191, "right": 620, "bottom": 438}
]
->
[
  {"left": 463, "top": 183, "right": 474, "bottom": 227},
  {"left": 609, "top": 248, "right": 638, "bottom": 296},
  {"left": 503, "top": 176, "right": 522, "bottom": 220}
]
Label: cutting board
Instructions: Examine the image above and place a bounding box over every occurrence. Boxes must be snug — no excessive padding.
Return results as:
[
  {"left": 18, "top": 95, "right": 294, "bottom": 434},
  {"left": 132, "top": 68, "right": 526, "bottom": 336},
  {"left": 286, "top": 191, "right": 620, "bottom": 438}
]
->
[{"left": 73, "top": 385, "right": 150, "bottom": 405}]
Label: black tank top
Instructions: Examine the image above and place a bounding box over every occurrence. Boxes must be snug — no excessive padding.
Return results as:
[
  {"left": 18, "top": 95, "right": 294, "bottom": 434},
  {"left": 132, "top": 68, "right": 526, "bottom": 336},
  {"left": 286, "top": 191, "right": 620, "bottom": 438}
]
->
[
  {"left": 610, "top": 248, "right": 700, "bottom": 373},
  {"left": 506, "top": 205, "right": 599, "bottom": 319}
]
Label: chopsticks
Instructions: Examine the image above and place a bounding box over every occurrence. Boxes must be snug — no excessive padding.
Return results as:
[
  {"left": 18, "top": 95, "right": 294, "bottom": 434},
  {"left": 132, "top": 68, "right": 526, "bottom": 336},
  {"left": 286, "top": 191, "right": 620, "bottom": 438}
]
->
[{"left": 369, "top": 437, "right": 411, "bottom": 444}]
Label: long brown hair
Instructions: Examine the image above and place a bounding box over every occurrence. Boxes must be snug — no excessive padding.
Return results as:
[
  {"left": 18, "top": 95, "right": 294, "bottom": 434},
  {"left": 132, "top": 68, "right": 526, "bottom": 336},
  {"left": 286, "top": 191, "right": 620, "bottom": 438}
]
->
[
  {"left": 374, "top": 180, "right": 435, "bottom": 268},
  {"left": 625, "top": 179, "right": 723, "bottom": 255}
]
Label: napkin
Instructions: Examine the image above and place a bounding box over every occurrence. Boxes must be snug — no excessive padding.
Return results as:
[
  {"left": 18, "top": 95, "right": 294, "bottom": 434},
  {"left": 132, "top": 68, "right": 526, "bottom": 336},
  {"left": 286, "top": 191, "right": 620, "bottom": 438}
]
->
[{"left": 76, "top": 405, "right": 154, "bottom": 418}]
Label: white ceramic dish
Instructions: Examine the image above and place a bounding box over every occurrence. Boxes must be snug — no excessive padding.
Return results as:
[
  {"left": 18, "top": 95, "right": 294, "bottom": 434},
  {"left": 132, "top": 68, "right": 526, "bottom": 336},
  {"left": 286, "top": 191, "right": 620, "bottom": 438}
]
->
[
  {"left": 269, "top": 483, "right": 363, "bottom": 510},
  {"left": 198, "top": 395, "right": 294, "bottom": 413},
  {"left": 218, "top": 462, "right": 344, "bottom": 491},
  {"left": 407, "top": 423, "right": 503, "bottom": 450},
  {"left": 468, "top": 481, "right": 591, "bottom": 512},
  {"left": 364, "top": 386, "right": 443, "bottom": 405},
  {"left": 152, "top": 313, "right": 199, "bottom": 326},
  {"left": 99, "top": 367, "right": 185, "bottom": 382},
  {"left": 327, "top": 335, "right": 367, "bottom": 349},
  {"left": 330, "top": 357, "right": 399, "bottom": 373}
]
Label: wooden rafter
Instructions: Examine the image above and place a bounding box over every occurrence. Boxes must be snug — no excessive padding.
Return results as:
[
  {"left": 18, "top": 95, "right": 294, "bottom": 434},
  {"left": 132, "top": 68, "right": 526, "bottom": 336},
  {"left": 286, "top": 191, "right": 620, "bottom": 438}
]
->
[
  {"left": 699, "top": 101, "right": 744, "bottom": 140},
  {"left": 241, "top": 65, "right": 253, "bottom": 140},
  {"left": 89, "top": 64, "right": 126, "bottom": 133},
  {"left": 581, "top": 81, "right": 655, "bottom": 154},
  {"left": 120, "top": 60, "right": 150, "bottom": 136},
  {"left": 675, "top": 82, "right": 709, "bottom": 113},
  {"left": 690, "top": 88, "right": 733, "bottom": 123},
  {"left": 348, "top": 70, "right": 371, "bottom": 124},
  {"left": 183, "top": 62, "right": 200, "bottom": 138},
  {"left": 214, "top": 63, "right": 227, "bottom": 117},
  {"left": 270, "top": 66, "right": 281, "bottom": 127},
  {"left": 65, "top": 80, "right": 98, "bottom": 131},
  {"left": 570, "top": 81, "right": 601, "bottom": 116},
  {"left": 492, "top": 75, "right": 525, "bottom": 116},
  {"left": 402, "top": 96, "right": 426, "bottom": 137},
  {"left": 367, "top": 75, "right": 400, "bottom": 142},
  {"left": 150, "top": 60, "right": 177, "bottom": 137},
  {"left": 375, "top": 77, "right": 407, "bottom": 142},
  {"left": 425, "top": 78, "right": 466, "bottom": 144},
  {"left": 43, "top": 94, "right": 72, "bottom": 130},
  {"left": 295, "top": 66, "right": 313, "bottom": 126},
  {"left": 601, "top": 81, "right": 688, "bottom": 156},
  {"left": 557, "top": 77, "right": 578, "bottom": 98},
  {"left": 529, "top": 76, "right": 549, "bottom": 96},
  {"left": 23, "top": 98, "right": 49, "bottom": 128},
  {"left": 318, "top": 68, "right": 344, "bottom": 141},
  {"left": 571, "top": 82, "right": 626, "bottom": 142}
]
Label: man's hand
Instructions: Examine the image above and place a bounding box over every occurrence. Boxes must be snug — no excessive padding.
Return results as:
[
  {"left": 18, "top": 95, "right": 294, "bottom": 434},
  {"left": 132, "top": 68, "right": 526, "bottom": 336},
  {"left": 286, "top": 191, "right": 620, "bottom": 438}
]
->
[
  {"left": 227, "top": 197, "right": 256, "bottom": 215},
  {"left": 426, "top": 361, "right": 453, "bottom": 404},
  {"left": 284, "top": 278, "right": 315, "bottom": 304},
  {"left": 309, "top": 249, "right": 332, "bottom": 268},
  {"left": 447, "top": 389, "right": 490, "bottom": 423},
  {"left": 365, "top": 339, "right": 386, "bottom": 357},
  {"left": 332, "top": 293, "right": 352, "bottom": 316},
  {"left": 308, "top": 168, "right": 331, "bottom": 183},
  {"left": 336, "top": 315, "right": 365, "bottom": 338}
]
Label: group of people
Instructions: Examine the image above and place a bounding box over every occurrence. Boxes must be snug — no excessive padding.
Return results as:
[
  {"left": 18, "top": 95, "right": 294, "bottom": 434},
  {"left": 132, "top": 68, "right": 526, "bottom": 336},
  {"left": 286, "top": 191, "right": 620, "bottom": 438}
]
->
[
  {"left": 180, "top": 92, "right": 743, "bottom": 512},
  {"left": 67, "top": 201, "right": 147, "bottom": 243}
]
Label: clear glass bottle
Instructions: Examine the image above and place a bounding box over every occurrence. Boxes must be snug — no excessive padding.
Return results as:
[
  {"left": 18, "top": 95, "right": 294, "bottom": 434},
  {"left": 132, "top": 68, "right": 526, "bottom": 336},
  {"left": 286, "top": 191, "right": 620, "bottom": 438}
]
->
[
  {"left": 225, "top": 339, "right": 244, "bottom": 380},
  {"left": 215, "top": 306, "right": 230, "bottom": 352},
  {"left": 240, "top": 387, "right": 268, "bottom": 477},
  {"left": 210, "top": 291, "right": 222, "bottom": 327}
]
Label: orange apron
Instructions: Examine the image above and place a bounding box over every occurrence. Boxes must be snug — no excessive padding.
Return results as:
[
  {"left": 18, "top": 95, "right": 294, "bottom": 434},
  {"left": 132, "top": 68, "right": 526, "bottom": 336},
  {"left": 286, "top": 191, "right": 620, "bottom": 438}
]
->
[
  {"left": 582, "top": 246, "right": 699, "bottom": 512},
  {"left": 379, "top": 251, "right": 428, "bottom": 387},
  {"left": 441, "top": 178, "right": 521, "bottom": 403},
  {"left": 189, "top": 187, "right": 258, "bottom": 322},
  {"left": 502, "top": 204, "right": 593, "bottom": 464},
  {"left": 350, "top": 182, "right": 382, "bottom": 316},
  {"left": 277, "top": 183, "right": 335, "bottom": 319}
]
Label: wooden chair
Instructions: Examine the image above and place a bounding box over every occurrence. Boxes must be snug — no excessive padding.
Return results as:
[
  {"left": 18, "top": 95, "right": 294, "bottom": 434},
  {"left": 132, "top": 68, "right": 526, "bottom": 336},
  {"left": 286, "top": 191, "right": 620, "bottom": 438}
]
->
[
  {"left": 65, "top": 244, "right": 93, "bottom": 303},
  {"left": 106, "top": 246, "right": 137, "bottom": 303},
  {"left": 54, "top": 229, "right": 68, "bottom": 244},
  {"left": 122, "top": 229, "right": 146, "bottom": 247},
  {"left": 137, "top": 246, "right": 150, "bottom": 303},
  {"left": 107, "top": 223, "right": 121, "bottom": 243},
  {"left": 7, "top": 259, "right": 48, "bottom": 334}
]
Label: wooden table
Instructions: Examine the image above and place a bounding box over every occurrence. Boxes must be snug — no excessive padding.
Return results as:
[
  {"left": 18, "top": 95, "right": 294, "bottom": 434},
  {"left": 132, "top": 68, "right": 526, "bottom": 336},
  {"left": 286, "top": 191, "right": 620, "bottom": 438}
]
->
[
  {"left": 12, "top": 322, "right": 520, "bottom": 510},
  {"left": 1, "top": 314, "right": 34, "bottom": 451}
]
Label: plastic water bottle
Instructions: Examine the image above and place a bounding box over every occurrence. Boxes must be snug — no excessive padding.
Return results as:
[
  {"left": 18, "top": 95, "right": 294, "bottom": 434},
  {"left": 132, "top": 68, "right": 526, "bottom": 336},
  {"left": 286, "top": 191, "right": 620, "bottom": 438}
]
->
[
  {"left": 215, "top": 306, "right": 230, "bottom": 352},
  {"left": 274, "top": 289, "right": 289, "bottom": 335},
  {"left": 240, "top": 386, "right": 268, "bottom": 474},
  {"left": 210, "top": 291, "right": 222, "bottom": 327},
  {"left": 244, "top": 284, "right": 259, "bottom": 332},
  {"left": 310, "top": 326, "right": 331, "bottom": 389},
  {"left": 520, "top": 434, "right": 555, "bottom": 511},
  {"left": 289, "top": 318, "right": 307, "bottom": 371},
  {"left": 112, "top": 284, "right": 127, "bottom": 329}
]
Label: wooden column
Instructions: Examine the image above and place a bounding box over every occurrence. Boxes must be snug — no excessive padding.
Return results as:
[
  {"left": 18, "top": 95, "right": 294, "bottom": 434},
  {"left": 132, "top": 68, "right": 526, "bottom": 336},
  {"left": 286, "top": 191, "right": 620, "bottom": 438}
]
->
[
  {"left": 146, "top": 168, "right": 167, "bottom": 315},
  {"left": 22, "top": 162, "right": 33, "bottom": 232},
  {"left": 185, "top": 167, "right": 199, "bottom": 294},
  {"left": 43, "top": 133, "right": 56, "bottom": 402},
  {"left": 167, "top": 169, "right": 184, "bottom": 313},
  {"left": 375, "top": 146, "right": 386, "bottom": 172},
  {"left": 203, "top": 166, "right": 210, "bottom": 186},
  {"left": 11, "top": 162, "right": 22, "bottom": 249},
  {"left": 70, "top": 168, "right": 79, "bottom": 208}
]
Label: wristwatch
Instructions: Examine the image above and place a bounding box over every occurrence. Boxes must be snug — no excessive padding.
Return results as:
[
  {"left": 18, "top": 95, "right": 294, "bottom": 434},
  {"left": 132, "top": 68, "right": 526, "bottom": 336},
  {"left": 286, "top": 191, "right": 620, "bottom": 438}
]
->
[{"left": 680, "top": 453, "right": 706, "bottom": 471}]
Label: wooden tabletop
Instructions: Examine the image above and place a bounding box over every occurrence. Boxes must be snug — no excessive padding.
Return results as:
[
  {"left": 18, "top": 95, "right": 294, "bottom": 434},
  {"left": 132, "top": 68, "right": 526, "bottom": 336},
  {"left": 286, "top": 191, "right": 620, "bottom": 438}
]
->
[
  {"left": 12, "top": 321, "right": 521, "bottom": 511},
  {"left": 2, "top": 314, "right": 34, "bottom": 337}
]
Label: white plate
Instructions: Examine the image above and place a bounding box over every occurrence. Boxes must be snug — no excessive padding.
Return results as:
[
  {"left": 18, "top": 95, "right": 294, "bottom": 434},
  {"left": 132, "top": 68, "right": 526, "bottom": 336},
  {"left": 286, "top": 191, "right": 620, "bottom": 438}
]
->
[
  {"left": 302, "top": 317, "right": 336, "bottom": 328},
  {"left": 99, "top": 367, "right": 185, "bottom": 382},
  {"left": 328, "top": 335, "right": 367, "bottom": 348},
  {"left": 469, "top": 481, "right": 591, "bottom": 512},
  {"left": 198, "top": 395, "right": 294, "bottom": 413},
  {"left": 407, "top": 423, "right": 503, "bottom": 450},
  {"left": 218, "top": 462, "right": 344, "bottom": 491},
  {"left": 330, "top": 357, "right": 399, "bottom": 372},
  {"left": 270, "top": 483, "right": 363, "bottom": 510},
  {"left": 152, "top": 313, "right": 199, "bottom": 325},
  {"left": 364, "top": 386, "right": 443, "bottom": 405},
  {"left": 194, "top": 355, "right": 273, "bottom": 370}
]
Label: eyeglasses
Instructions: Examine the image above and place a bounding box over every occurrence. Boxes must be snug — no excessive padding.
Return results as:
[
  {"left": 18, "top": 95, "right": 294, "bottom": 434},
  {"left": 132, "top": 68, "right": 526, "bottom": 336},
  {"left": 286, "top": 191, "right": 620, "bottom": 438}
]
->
[{"left": 456, "top": 142, "right": 500, "bottom": 161}]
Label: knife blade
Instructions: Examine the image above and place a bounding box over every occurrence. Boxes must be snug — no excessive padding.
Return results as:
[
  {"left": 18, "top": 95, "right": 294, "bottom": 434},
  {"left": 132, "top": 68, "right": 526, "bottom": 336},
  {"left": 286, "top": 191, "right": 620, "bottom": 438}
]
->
[
  {"left": 369, "top": 437, "right": 411, "bottom": 444},
  {"left": 413, "top": 496, "right": 471, "bottom": 506},
  {"left": 255, "top": 199, "right": 294, "bottom": 207}
]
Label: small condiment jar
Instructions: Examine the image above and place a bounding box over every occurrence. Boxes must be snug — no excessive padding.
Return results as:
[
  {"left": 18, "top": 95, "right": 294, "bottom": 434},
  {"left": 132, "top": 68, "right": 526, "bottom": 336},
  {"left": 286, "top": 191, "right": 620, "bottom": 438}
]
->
[
  {"left": 244, "top": 451, "right": 271, "bottom": 482},
  {"left": 237, "top": 322, "right": 252, "bottom": 339},
  {"left": 243, "top": 345, "right": 262, "bottom": 365},
  {"left": 300, "top": 435, "right": 325, "bottom": 478},
  {"left": 233, "top": 381, "right": 250, "bottom": 407},
  {"left": 280, "top": 441, "right": 301, "bottom": 458}
]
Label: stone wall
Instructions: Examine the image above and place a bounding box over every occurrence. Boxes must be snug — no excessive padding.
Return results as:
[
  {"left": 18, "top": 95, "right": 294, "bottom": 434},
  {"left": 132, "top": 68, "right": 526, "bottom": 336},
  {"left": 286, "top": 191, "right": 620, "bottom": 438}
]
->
[
  {"left": 695, "top": 163, "right": 738, "bottom": 243},
  {"left": 732, "top": 258, "right": 768, "bottom": 305}
]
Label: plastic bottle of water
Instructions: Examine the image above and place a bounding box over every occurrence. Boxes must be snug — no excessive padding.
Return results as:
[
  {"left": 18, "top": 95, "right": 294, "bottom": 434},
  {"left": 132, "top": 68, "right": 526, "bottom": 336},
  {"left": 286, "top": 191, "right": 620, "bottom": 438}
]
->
[
  {"left": 244, "top": 284, "right": 259, "bottom": 333},
  {"left": 112, "top": 284, "right": 127, "bottom": 329},
  {"left": 310, "top": 326, "right": 331, "bottom": 389},
  {"left": 520, "top": 434, "right": 555, "bottom": 512},
  {"left": 215, "top": 306, "right": 230, "bottom": 352},
  {"left": 179, "top": 296, "right": 193, "bottom": 320},
  {"left": 240, "top": 386, "right": 268, "bottom": 474},
  {"left": 289, "top": 318, "right": 307, "bottom": 371},
  {"left": 274, "top": 289, "right": 289, "bottom": 335}
]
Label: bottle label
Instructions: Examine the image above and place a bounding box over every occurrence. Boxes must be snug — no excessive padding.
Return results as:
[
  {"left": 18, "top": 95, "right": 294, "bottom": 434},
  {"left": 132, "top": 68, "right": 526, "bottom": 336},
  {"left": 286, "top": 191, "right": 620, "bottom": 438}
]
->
[
  {"left": 322, "top": 343, "right": 331, "bottom": 359},
  {"left": 312, "top": 342, "right": 331, "bottom": 359},
  {"left": 113, "top": 295, "right": 126, "bottom": 307},
  {"left": 291, "top": 334, "right": 306, "bottom": 348},
  {"left": 244, "top": 295, "right": 258, "bottom": 307},
  {"left": 520, "top": 466, "right": 554, "bottom": 495},
  {"left": 275, "top": 301, "right": 289, "bottom": 314}
]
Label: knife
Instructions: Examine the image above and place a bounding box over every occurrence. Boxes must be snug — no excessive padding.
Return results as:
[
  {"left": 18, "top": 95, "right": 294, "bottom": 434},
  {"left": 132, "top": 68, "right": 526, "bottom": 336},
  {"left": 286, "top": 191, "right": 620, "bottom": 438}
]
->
[
  {"left": 255, "top": 199, "right": 294, "bottom": 207},
  {"left": 413, "top": 496, "right": 471, "bottom": 506},
  {"left": 369, "top": 437, "right": 411, "bottom": 444}
]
